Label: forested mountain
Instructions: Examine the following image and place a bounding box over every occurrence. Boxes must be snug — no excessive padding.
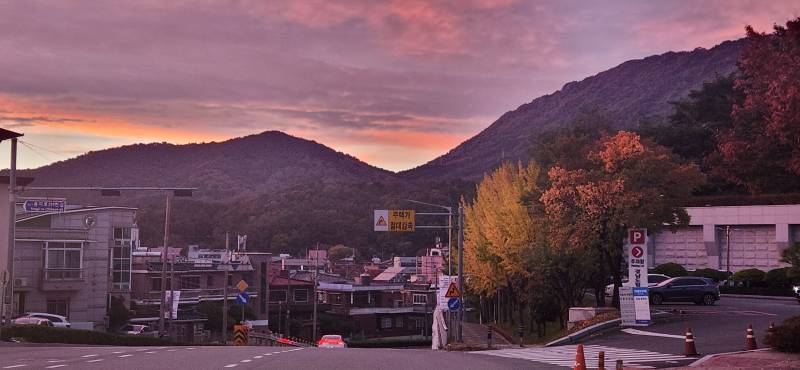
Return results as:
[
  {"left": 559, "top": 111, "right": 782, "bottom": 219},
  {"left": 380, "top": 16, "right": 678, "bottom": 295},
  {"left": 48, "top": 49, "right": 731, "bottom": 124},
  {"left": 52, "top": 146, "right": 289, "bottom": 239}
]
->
[
  {"left": 401, "top": 39, "right": 745, "bottom": 180},
  {"left": 21, "top": 131, "right": 394, "bottom": 199},
  {"left": 12, "top": 39, "right": 754, "bottom": 256}
]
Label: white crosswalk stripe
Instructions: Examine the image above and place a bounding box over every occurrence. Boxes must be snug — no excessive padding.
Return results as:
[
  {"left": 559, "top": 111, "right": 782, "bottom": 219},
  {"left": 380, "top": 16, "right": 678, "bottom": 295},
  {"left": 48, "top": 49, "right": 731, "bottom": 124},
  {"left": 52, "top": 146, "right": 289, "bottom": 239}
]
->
[{"left": 471, "top": 344, "right": 691, "bottom": 368}]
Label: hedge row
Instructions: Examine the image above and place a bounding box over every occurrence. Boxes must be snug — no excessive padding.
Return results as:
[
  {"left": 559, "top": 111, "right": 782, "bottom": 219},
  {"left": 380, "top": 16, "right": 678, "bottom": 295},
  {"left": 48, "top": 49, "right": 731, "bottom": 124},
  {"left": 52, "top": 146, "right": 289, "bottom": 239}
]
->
[
  {"left": 765, "top": 315, "right": 800, "bottom": 353},
  {"left": 650, "top": 263, "right": 797, "bottom": 286},
  {"left": 1, "top": 325, "right": 178, "bottom": 346}
]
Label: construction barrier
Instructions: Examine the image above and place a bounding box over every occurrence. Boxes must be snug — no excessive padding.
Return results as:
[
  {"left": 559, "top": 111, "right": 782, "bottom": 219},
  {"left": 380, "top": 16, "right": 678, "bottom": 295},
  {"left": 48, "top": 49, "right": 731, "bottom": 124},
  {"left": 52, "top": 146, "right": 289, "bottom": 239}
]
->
[
  {"left": 746, "top": 324, "right": 757, "bottom": 350},
  {"left": 233, "top": 325, "right": 249, "bottom": 346}
]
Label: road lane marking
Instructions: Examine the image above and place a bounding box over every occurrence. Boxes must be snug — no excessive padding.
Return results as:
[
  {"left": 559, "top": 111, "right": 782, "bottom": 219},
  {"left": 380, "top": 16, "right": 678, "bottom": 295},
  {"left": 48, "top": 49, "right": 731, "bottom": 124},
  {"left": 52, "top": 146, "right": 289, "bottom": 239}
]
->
[
  {"left": 473, "top": 345, "right": 690, "bottom": 367},
  {"left": 135, "top": 348, "right": 149, "bottom": 351},
  {"left": 80, "top": 354, "right": 98, "bottom": 358},
  {"left": 3, "top": 365, "right": 27, "bottom": 369},
  {"left": 46, "top": 360, "right": 63, "bottom": 363},
  {"left": 186, "top": 347, "right": 196, "bottom": 350},
  {"left": 118, "top": 354, "right": 133, "bottom": 358},
  {"left": 86, "top": 359, "right": 104, "bottom": 363},
  {"left": 167, "top": 349, "right": 177, "bottom": 352},
  {"left": 111, "top": 351, "right": 123, "bottom": 354},
  {"left": 223, "top": 365, "right": 237, "bottom": 368},
  {"left": 240, "top": 359, "right": 251, "bottom": 363},
  {"left": 45, "top": 366, "right": 67, "bottom": 369},
  {"left": 253, "top": 356, "right": 263, "bottom": 359},
  {"left": 622, "top": 328, "right": 685, "bottom": 339},
  {"left": 145, "top": 351, "right": 157, "bottom": 354}
]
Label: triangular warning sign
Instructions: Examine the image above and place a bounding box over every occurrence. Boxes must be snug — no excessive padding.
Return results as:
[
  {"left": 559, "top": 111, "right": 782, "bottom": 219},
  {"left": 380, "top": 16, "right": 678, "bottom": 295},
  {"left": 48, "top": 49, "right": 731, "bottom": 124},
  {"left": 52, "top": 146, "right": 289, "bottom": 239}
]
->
[
  {"left": 376, "top": 216, "right": 387, "bottom": 227},
  {"left": 445, "top": 282, "right": 461, "bottom": 298}
]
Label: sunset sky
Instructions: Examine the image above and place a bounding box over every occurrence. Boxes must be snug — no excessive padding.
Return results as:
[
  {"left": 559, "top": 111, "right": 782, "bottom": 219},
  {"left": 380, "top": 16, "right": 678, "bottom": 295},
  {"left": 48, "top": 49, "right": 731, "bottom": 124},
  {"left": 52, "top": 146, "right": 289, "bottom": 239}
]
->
[{"left": 1, "top": 1, "right": 798, "bottom": 171}]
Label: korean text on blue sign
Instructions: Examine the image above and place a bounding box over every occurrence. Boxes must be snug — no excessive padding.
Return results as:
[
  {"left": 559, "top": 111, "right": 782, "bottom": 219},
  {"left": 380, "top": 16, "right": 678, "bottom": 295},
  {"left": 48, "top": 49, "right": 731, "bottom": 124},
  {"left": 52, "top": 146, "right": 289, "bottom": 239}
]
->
[{"left": 23, "top": 199, "right": 66, "bottom": 213}]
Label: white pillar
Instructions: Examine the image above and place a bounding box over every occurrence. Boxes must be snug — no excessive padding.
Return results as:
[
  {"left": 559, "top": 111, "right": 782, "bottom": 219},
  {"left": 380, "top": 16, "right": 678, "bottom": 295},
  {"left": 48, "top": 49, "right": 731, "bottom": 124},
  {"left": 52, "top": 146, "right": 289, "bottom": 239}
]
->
[{"left": 703, "top": 224, "right": 721, "bottom": 269}]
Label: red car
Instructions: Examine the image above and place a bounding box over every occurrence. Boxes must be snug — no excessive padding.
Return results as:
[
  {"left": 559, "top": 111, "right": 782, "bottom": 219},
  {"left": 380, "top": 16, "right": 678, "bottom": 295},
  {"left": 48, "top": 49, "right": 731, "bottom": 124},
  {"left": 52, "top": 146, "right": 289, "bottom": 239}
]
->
[{"left": 317, "top": 335, "right": 346, "bottom": 348}]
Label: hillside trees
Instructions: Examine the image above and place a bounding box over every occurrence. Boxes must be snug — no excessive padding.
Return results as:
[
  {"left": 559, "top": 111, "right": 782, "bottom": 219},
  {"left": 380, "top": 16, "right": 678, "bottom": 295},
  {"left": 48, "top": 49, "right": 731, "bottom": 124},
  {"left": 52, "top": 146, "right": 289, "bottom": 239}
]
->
[{"left": 712, "top": 18, "right": 800, "bottom": 193}]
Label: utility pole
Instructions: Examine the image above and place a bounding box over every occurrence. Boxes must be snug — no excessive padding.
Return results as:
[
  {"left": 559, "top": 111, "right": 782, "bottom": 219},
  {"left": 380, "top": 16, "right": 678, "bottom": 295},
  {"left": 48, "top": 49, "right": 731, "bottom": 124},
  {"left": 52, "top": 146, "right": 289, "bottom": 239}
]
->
[
  {"left": 5, "top": 133, "right": 20, "bottom": 320},
  {"left": 158, "top": 193, "right": 172, "bottom": 335},
  {"left": 169, "top": 256, "right": 175, "bottom": 340},
  {"left": 312, "top": 242, "right": 319, "bottom": 343},
  {"left": 457, "top": 206, "right": 464, "bottom": 343},
  {"left": 222, "top": 232, "right": 229, "bottom": 344},
  {"left": 726, "top": 226, "right": 732, "bottom": 274},
  {"left": 448, "top": 211, "right": 452, "bottom": 276}
]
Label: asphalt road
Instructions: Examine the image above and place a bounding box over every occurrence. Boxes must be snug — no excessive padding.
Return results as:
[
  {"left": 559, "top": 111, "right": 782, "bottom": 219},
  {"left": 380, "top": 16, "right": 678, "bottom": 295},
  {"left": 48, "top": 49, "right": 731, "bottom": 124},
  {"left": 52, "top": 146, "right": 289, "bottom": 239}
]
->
[
  {"left": 581, "top": 296, "right": 800, "bottom": 362},
  {"left": 0, "top": 345, "right": 542, "bottom": 370}
]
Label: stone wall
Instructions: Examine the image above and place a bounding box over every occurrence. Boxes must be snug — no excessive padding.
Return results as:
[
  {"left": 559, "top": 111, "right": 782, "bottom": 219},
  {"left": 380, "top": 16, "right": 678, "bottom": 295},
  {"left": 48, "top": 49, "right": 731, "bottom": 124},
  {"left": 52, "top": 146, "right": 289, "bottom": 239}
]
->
[{"left": 653, "top": 226, "right": 708, "bottom": 270}]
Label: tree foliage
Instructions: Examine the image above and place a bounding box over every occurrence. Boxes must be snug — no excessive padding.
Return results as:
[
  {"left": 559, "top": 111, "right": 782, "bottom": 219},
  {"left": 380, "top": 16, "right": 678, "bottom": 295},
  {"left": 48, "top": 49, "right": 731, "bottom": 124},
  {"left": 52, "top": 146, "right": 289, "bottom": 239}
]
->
[{"left": 713, "top": 18, "right": 800, "bottom": 193}]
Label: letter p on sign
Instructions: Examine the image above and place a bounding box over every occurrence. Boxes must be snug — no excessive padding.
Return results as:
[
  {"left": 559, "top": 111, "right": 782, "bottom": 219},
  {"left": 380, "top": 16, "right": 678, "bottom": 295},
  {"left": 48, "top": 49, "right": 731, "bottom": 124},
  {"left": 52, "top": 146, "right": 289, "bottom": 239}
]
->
[{"left": 629, "top": 229, "right": 646, "bottom": 245}]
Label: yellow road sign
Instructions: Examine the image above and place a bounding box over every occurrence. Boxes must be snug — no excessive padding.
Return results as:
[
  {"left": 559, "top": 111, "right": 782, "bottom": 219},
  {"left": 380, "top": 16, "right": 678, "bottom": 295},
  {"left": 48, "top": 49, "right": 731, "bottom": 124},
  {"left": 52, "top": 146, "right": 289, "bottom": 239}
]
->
[
  {"left": 389, "top": 210, "right": 415, "bottom": 232},
  {"left": 236, "top": 279, "right": 249, "bottom": 292},
  {"left": 445, "top": 282, "right": 461, "bottom": 298}
]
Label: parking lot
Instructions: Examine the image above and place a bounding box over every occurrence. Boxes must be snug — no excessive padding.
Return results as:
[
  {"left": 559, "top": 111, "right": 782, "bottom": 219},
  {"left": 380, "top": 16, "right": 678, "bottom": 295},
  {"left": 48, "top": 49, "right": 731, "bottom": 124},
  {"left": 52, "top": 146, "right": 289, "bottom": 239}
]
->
[{"left": 583, "top": 296, "right": 799, "bottom": 357}]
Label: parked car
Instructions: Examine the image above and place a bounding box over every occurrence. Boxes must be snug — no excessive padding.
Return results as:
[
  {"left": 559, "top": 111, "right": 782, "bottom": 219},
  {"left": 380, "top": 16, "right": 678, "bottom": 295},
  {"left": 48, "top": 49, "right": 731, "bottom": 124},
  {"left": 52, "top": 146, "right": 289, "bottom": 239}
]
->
[
  {"left": 12, "top": 316, "right": 54, "bottom": 326},
  {"left": 649, "top": 277, "right": 720, "bottom": 305},
  {"left": 317, "top": 334, "right": 347, "bottom": 348},
  {"left": 120, "top": 324, "right": 153, "bottom": 335},
  {"left": 25, "top": 312, "right": 71, "bottom": 328},
  {"left": 604, "top": 274, "right": 671, "bottom": 297}
]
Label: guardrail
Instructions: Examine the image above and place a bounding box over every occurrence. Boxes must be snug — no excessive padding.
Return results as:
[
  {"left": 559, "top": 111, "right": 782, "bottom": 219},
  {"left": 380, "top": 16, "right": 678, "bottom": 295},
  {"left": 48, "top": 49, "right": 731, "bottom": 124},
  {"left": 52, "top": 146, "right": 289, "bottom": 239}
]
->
[{"left": 249, "top": 332, "right": 316, "bottom": 348}]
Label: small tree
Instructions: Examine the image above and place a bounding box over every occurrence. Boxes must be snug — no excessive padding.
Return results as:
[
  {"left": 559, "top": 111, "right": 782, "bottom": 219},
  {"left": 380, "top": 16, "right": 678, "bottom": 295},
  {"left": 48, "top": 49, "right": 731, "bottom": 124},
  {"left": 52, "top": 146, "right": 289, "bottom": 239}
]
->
[
  {"left": 108, "top": 296, "right": 131, "bottom": 331},
  {"left": 328, "top": 244, "right": 353, "bottom": 261},
  {"left": 651, "top": 262, "right": 688, "bottom": 277},
  {"left": 780, "top": 242, "right": 800, "bottom": 281}
]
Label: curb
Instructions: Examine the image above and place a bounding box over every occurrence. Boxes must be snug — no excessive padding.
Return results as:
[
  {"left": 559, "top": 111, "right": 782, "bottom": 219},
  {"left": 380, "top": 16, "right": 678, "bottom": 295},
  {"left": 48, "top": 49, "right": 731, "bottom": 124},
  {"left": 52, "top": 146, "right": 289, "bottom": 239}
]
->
[
  {"left": 545, "top": 318, "right": 621, "bottom": 347},
  {"left": 720, "top": 294, "right": 796, "bottom": 301},
  {"left": 688, "top": 348, "right": 770, "bottom": 367}
]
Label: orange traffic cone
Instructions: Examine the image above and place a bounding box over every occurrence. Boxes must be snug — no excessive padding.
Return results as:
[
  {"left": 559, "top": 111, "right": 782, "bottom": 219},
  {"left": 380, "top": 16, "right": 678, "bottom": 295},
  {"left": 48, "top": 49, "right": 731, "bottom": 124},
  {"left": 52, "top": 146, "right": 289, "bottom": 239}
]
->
[
  {"left": 684, "top": 328, "right": 698, "bottom": 356},
  {"left": 745, "top": 324, "right": 757, "bottom": 350},
  {"left": 573, "top": 344, "right": 587, "bottom": 370}
]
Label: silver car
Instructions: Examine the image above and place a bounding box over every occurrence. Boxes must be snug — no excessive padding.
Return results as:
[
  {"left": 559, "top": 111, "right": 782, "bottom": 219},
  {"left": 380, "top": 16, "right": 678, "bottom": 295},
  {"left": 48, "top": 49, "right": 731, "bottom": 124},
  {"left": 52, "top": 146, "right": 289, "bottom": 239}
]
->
[{"left": 26, "top": 312, "right": 70, "bottom": 328}]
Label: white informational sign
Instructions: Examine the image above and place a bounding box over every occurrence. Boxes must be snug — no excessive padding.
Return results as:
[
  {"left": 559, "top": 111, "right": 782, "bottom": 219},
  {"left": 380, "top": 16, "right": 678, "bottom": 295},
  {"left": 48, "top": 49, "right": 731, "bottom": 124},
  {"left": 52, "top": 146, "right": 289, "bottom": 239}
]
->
[
  {"left": 165, "top": 290, "right": 181, "bottom": 319},
  {"left": 619, "top": 286, "right": 635, "bottom": 326},
  {"left": 632, "top": 287, "right": 651, "bottom": 326},
  {"left": 374, "top": 210, "right": 389, "bottom": 232},
  {"left": 627, "top": 228, "right": 648, "bottom": 288}
]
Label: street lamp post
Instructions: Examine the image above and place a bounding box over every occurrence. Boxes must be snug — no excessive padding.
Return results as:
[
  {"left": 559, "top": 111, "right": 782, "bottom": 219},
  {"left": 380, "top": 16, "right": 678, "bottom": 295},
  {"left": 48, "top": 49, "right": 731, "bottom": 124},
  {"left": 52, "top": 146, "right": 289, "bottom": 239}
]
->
[{"left": 1, "top": 128, "right": 22, "bottom": 326}]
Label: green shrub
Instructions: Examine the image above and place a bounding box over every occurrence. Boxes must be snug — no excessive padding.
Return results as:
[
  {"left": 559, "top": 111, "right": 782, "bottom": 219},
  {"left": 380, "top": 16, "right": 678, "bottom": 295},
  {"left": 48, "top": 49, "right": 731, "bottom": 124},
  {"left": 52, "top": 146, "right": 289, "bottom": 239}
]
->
[
  {"left": 690, "top": 268, "right": 730, "bottom": 282},
  {"left": 650, "top": 263, "right": 688, "bottom": 277},
  {"left": 764, "top": 315, "right": 800, "bottom": 353},
  {"left": 764, "top": 268, "right": 794, "bottom": 288},
  {"left": 731, "top": 268, "right": 766, "bottom": 287},
  {"left": 0, "top": 325, "right": 178, "bottom": 346}
]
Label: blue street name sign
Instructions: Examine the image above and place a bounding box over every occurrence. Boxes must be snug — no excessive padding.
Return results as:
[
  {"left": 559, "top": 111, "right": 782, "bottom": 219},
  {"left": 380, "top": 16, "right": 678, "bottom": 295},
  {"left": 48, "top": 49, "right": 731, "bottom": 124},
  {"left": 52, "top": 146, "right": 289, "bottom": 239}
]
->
[
  {"left": 447, "top": 297, "right": 461, "bottom": 312},
  {"left": 23, "top": 199, "right": 66, "bottom": 213},
  {"left": 236, "top": 291, "right": 249, "bottom": 306}
]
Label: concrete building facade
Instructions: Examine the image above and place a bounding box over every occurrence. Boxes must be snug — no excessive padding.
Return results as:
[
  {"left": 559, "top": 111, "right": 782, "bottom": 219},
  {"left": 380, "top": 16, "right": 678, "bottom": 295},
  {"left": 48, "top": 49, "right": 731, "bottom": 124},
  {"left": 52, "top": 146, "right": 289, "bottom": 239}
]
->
[
  {"left": 12, "top": 205, "right": 138, "bottom": 330},
  {"left": 643, "top": 205, "right": 799, "bottom": 272}
]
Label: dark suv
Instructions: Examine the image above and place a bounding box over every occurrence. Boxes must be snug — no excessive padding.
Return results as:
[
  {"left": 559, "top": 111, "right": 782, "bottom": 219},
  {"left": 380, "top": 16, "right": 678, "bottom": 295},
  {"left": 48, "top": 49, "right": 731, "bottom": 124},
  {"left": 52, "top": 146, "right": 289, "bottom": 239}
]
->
[{"left": 649, "top": 277, "right": 720, "bottom": 305}]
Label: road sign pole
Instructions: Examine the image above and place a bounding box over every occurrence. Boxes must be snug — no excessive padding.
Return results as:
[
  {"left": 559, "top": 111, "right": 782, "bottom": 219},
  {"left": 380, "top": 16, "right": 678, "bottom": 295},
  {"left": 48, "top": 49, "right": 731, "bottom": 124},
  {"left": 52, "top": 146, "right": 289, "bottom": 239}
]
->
[
  {"left": 158, "top": 193, "right": 171, "bottom": 336},
  {"left": 457, "top": 206, "right": 464, "bottom": 343}
]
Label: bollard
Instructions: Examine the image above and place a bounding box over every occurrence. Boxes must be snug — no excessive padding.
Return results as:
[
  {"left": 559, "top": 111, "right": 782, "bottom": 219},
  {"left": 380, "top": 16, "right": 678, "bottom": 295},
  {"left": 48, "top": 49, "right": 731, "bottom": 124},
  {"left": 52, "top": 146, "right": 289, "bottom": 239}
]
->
[
  {"left": 487, "top": 325, "right": 493, "bottom": 349},
  {"left": 615, "top": 359, "right": 623, "bottom": 370},
  {"left": 518, "top": 324, "right": 524, "bottom": 348},
  {"left": 598, "top": 351, "right": 605, "bottom": 370},
  {"left": 745, "top": 324, "right": 757, "bottom": 350},
  {"left": 768, "top": 322, "right": 775, "bottom": 332},
  {"left": 684, "top": 327, "right": 698, "bottom": 356},
  {"left": 573, "top": 344, "right": 586, "bottom": 370}
]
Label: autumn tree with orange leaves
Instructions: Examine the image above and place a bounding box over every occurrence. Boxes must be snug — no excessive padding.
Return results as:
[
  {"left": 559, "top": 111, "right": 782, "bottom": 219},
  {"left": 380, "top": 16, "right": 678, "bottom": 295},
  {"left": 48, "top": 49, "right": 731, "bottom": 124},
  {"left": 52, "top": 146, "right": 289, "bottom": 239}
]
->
[
  {"left": 541, "top": 131, "right": 704, "bottom": 307},
  {"left": 712, "top": 18, "right": 800, "bottom": 193}
]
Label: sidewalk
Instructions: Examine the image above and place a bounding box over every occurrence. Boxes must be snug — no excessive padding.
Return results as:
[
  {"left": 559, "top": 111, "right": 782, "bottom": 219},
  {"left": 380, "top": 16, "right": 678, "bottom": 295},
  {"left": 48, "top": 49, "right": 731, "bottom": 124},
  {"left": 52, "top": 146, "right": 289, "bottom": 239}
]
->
[
  {"left": 667, "top": 350, "right": 800, "bottom": 369},
  {"left": 461, "top": 322, "right": 513, "bottom": 347}
]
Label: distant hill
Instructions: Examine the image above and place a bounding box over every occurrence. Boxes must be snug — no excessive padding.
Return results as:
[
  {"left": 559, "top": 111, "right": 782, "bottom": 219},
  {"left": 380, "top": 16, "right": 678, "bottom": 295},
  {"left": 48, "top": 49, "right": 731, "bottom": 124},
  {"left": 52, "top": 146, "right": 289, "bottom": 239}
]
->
[
  {"left": 401, "top": 39, "right": 745, "bottom": 180},
  {"left": 20, "top": 131, "right": 395, "bottom": 199}
]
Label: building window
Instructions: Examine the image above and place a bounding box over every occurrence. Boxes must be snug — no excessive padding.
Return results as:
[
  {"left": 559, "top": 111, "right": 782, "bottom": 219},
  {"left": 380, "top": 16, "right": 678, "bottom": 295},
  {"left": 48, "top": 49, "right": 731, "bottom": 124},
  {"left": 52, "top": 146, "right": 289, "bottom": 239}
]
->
[
  {"left": 329, "top": 293, "right": 343, "bottom": 305},
  {"left": 112, "top": 227, "right": 137, "bottom": 291},
  {"left": 44, "top": 242, "right": 82, "bottom": 280},
  {"left": 181, "top": 276, "right": 201, "bottom": 290},
  {"left": 380, "top": 317, "right": 392, "bottom": 329},
  {"left": 293, "top": 289, "right": 308, "bottom": 303},
  {"left": 46, "top": 299, "right": 69, "bottom": 316},
  {"left": 395, "top": 317, "right": 403, "bottom": 328},
  {"left": 415, "top": 317, "right": 424, "bottom": 329},
  {"left": 412, "top": 294, "right": 427, "bottom": 305},
  {"left": 269, "top": 290, "right": 287, "bottom": 302}
]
